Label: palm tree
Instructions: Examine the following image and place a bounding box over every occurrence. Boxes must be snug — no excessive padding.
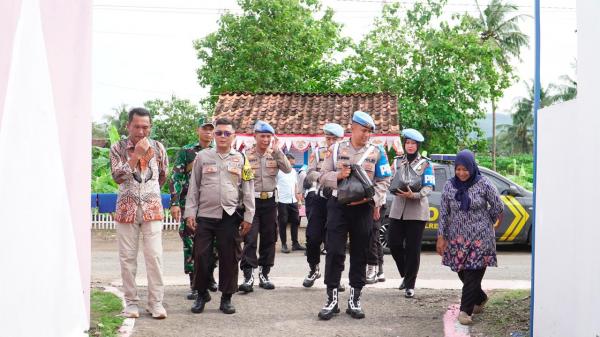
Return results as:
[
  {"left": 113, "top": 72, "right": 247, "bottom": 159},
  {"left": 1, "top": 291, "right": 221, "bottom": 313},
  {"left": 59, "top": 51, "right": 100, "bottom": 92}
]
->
[
  {"left": 497, "top": 81, "right": 554, "bottom": 154},
  {"left": 475, "top": 0, "right": 530, "bottom": 169},
  {"left": 552, "top": 74, "right": 577, "bottom": 102}
]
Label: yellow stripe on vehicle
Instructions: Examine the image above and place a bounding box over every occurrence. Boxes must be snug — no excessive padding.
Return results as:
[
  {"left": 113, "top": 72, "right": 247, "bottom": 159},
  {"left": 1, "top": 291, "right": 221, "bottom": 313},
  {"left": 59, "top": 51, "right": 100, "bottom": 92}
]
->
[
  {"left": 507, "top": 196, "right": 530, "bottom": 241},
  {"left": 499, "top": 195, "right": 522, "bottom": 241}
]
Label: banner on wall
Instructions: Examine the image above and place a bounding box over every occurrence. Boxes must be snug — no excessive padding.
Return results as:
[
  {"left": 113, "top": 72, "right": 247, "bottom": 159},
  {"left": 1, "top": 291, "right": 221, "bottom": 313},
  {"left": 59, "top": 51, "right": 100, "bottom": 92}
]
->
[{"left": 235, "top": 134, "right": 400, "bottom": 152}]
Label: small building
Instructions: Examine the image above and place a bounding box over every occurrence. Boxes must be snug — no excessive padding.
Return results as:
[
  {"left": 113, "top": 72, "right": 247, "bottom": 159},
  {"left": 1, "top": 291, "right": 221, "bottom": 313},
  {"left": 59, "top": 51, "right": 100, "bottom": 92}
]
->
[{"left": 213, "top": 92, "right": 402, "bottom": 166}]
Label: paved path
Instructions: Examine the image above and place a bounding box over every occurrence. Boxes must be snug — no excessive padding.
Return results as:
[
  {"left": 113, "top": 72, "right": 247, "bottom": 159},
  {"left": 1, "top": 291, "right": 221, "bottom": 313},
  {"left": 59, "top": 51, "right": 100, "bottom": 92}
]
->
[{"left": 92, "top": 230, "right": 531, "bottom": 337}]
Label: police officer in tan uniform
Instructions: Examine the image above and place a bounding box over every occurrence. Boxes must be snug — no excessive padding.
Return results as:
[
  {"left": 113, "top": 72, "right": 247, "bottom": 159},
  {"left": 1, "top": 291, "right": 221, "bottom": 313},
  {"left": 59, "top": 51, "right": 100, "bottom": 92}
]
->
[
  {"left": 184, "top": 118, "right": 255, "bottom": 314},
  {"left": 317, "top": 111, "right": 392, "bottom": 320},
  {"left": 238, "top": 121, "right": 292, "bottom": 292},
  {"left": 302, "top": 123, "right": 344, "bottom": 288}
]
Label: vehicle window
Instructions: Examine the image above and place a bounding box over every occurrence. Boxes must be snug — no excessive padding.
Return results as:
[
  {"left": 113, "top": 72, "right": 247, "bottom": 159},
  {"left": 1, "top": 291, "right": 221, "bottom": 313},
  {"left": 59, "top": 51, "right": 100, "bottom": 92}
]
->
[
  {"left": 434, "top": 167, "right": 447, "bottom": 192},
  {"left": 482, "top": 172, "right": 510, "bottom": 193}
]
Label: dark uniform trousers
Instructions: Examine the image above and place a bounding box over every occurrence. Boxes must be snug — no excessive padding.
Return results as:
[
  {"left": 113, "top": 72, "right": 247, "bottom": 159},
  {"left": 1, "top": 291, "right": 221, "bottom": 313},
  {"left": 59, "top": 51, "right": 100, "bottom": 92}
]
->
[
  {"left": 458, "top": 268, "right": 488, "bottom": 315},
  {"left": 388, "top": 218, "right": 426, "bottom": 289},
  {"left": 193, "top": 211, "right": 242, "bottom": 295},
  {"left": 305, "top": 191, "right": 328, "bottom": 266},
  {"left": 367, "top": 205, "right": 385, "bottom": 266},
  {"left": 240, "top": 197, "right": 278, "bottom": 270},
  {"left": 324, "top": 198, "right": 373, "bottom": 289},
  {"left": 277, "top": 202, "right": 300, "bottom": 245}
]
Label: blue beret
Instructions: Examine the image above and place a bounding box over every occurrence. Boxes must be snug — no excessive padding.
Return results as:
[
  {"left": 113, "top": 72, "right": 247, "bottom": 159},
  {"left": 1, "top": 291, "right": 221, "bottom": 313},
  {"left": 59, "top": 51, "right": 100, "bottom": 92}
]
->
[
  {"left": 323, "top": 123, "right": 344, "bottom": 138},
  {"left": 401, "top": 128, "right": 425, "bottom": 142},
  {"left": 352, "top": 110, "right": 376, "bottom": 131},
  {"left": 254, "top": 120, "right": 275, "bottom": 134}
]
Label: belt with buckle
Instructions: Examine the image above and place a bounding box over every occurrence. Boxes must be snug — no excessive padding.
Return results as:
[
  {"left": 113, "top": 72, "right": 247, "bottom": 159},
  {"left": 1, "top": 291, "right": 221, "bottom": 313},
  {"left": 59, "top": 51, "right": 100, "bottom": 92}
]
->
[
  {"left": 255, "top": 191, "right": 274, "bottom": 200},
  {"left": 304, "top": 187, "right": 318, "bottom": 198}
]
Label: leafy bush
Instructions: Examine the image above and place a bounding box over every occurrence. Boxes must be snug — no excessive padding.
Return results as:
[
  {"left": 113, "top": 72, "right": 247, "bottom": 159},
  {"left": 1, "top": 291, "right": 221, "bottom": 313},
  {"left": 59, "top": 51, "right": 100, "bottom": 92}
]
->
[{"left": 477, "top": 154, "right": 533, "bottom": 190}]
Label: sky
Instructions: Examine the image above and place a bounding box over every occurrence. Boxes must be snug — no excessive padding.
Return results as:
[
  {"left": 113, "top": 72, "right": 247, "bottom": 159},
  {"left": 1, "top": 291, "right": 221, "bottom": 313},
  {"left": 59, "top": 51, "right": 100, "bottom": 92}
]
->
[{"left": 92, "top": 0, "right": 577, "bottom": 122}]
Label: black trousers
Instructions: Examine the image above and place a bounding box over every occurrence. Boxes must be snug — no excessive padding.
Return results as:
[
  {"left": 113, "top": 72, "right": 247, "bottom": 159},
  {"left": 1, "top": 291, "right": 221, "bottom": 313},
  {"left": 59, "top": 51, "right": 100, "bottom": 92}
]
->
[
  {"left": 193, "top": 211, "right": 242, "bottom": 295},
  {"left": 458, "top": 268, "right": 488, "bottom": 315},
  {"left": 388, "top": 218, "right": 426, "bottom": 289},
  {"left": 240, "top": 197, "right": 278, "bottom": 270},
  {"left": 367, "top": 205, "right": 385, "bottom": 266},
  {"left": 277, "top": 202, "right": 300, "bottom": 245},
  {"left": 305, "top": 192, "right": 328, "bottom": 267},
  {"left": 324, "top": 198, "right": 373, "bottom": 289}
]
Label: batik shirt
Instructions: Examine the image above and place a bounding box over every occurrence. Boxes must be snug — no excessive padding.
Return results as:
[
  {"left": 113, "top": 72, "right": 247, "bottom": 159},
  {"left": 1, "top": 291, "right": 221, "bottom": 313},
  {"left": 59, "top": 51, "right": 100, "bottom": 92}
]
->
[
  {"left": 169, "top": 142, "right": 212, "bottom": 210},
  {"left": 110, "top": 138, "right": 168, "bottom": 223}
]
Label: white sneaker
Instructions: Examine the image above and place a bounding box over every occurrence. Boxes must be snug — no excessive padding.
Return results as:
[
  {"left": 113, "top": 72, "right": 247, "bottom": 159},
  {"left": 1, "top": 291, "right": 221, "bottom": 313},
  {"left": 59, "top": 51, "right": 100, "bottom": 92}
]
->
[
  {"left": 149, "top": 303, "right": 167, "bottom": 319},
  {"left": 404, "top": 289, "right": 415, "bottom": 298},
  {"left": 458, "top": 311, "right": 473, "bottom": 325},
  {"left": 365, "top": 265, "right": 378, "bottom": 284},
  {"left": 377, "top": 271, "right": 386, "bottom": 282},
  {"left": 122, "top": 304, "right": 139, "bottom": 318}
]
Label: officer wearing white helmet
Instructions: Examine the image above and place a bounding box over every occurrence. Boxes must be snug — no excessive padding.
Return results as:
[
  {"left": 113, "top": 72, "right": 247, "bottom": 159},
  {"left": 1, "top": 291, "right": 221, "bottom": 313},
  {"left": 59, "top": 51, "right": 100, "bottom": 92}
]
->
[
  {"left": 388, "top": 128, "right": 435, "bottom": 298},
  {"left": 316, "top": 111, "right": 392, "bottom": 320},
  {"left": 301, "top": 123, "right": 345, "bottom": 289}
]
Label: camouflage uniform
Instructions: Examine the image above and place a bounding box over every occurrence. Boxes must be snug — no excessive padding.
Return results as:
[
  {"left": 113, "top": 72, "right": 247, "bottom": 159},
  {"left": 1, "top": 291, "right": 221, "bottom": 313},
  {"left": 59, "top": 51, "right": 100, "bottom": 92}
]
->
[{"left": 169, "top": 142, "right": 218, "bottom": 275}]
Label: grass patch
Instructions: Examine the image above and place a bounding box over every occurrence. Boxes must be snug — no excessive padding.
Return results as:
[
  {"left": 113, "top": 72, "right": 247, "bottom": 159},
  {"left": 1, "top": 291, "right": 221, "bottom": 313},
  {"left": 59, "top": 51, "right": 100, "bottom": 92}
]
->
[
  {"left": 472, "top": 289, "right": 531, "bottom": 337},
  {"left": 88, "top": 288, "right": 124, "bottom": 337}
]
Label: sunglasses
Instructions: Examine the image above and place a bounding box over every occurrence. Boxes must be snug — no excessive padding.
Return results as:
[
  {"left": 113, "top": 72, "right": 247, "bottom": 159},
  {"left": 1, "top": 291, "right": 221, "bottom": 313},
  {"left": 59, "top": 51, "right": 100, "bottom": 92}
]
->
[{"left": 214, "top": 130, "right": 233, "bottom": 137}]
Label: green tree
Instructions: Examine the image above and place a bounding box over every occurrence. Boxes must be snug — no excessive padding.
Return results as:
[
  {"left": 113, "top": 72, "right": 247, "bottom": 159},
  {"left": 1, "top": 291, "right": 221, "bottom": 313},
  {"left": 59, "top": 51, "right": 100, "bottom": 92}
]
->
[
  {"left": 474, "top": 0, "right": 530, "bottom": 169},
  {"left": 194, "top": 0, "right": 350, "bottom": 108},
  {"left": 342, "top": 1, "right": 508, "bottom": 153},
  {"left": 552, "top": 74, "right": 577, "bottom": 102},
  {"left": 497, "top": 81, "right": 554, "bottom": 154},
  {"left": 144, "top": 95, "right": 205, "bottom": 148}
]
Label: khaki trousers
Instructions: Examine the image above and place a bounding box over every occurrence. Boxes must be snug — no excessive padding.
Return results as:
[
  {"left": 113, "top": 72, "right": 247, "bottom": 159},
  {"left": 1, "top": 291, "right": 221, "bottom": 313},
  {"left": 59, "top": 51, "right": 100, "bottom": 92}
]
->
[{"left": 116, "top": 207, "right": 164, "bottom": 306}]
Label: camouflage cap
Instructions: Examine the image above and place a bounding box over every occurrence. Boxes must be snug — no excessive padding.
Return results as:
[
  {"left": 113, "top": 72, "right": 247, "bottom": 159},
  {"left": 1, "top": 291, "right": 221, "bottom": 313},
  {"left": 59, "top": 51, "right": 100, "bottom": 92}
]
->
[{"left": 197, "top": 116, "right": 214, "bottom": 128}]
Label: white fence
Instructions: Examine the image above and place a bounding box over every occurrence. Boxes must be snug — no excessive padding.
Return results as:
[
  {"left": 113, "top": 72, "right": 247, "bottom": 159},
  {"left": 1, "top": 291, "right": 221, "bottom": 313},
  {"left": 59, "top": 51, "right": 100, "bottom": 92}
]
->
[{"left": 91, "top": 212, "right": 180, "bottom": 230}]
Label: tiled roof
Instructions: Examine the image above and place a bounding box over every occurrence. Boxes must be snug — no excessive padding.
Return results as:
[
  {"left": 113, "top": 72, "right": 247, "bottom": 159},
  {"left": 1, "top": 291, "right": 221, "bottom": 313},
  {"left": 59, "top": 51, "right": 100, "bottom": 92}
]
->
[{"left": 213, "top": 93, "right": 399, "bottom": 135}]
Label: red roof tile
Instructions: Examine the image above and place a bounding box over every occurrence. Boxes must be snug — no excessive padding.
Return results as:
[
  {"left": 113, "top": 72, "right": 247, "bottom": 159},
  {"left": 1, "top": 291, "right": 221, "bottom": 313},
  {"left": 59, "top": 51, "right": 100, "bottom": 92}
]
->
[{"left": 213, "top": 93, "right": 399, "bottom": 135}]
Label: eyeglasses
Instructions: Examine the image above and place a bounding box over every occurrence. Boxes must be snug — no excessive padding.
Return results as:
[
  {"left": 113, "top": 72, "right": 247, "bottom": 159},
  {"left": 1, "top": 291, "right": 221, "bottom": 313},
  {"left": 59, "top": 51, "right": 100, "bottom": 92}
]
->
[{"left": 214, "top": 130, "right": 233, "bottom": 137}]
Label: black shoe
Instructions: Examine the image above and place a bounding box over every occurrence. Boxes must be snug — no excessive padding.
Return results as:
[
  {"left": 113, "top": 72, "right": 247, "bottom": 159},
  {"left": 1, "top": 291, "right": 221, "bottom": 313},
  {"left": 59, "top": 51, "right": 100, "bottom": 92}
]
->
[
  {"left": 238, "top": 268, "right": 254, "bottom": 293},
  {"left": 345, "top": 287, "right": 365, "bottom": 319},
  {"left": 191, "top": 291, "right": 211, "bottom": 313},
  {"left": 292, "top": 242, "right": 306, "bottom": 251},
  {"left": 302, "top": 265, "right": 321, "bottom": 288},
  {"left": 318, "top": 288, "right": 340, "bottom": 320},
  {"left": 281, "top": 243, "right": 291, "bottom": 254},
  {"left": 399, "top": 279, "right": 406, "bottom": 290},
  {"left": 219, "top": 296, "right": 236, "bottom": 314},
  {"left": 186, "top": 289, "right": 198, "bottom": 300},
  {"left": 258, "top": 266, "right": 275, "bottom": 290},
  {"left": 208, "top": 273, "right": 218, "bottom": 292}
]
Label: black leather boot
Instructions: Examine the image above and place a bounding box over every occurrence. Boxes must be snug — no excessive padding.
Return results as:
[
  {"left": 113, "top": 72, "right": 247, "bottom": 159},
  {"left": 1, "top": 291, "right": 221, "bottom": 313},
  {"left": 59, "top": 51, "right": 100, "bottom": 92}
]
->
[
  {"left": 238, "top": 268, "right": 254, "bottom": 293},
  {"left": 346, "top": 287, "right": 365, "bottom": 319},
  {"left": 303, "top": 264, "right": 321, "bottom": 288},
  {"left": 258, "top": 266, "right": 275, "bottom": 290},
  {"left": 318, "top": 288, "right": 340, "bottom": 320},
  {"left": 186, "top": 289, "right": 198, "bottom": 300},
  {"left": 191, "top": 291, "right": 211, "bottom": 313},
  {"left": 219, "top": 294, "right": 236, "bottom": 314}
]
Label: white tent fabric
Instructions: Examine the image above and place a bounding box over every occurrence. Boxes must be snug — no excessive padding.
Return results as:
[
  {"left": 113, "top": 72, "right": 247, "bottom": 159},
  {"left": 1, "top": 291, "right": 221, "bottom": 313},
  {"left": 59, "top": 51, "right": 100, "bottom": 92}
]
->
[{"left": 0, "top": 0, "right": 87, "bottom": 335}]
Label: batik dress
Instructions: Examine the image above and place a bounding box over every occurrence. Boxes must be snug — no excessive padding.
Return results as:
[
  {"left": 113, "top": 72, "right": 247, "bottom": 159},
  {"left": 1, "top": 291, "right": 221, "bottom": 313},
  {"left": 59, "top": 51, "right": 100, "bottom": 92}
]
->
[{"left": 438, "top": 176, "right": 503, "bottom": 272}]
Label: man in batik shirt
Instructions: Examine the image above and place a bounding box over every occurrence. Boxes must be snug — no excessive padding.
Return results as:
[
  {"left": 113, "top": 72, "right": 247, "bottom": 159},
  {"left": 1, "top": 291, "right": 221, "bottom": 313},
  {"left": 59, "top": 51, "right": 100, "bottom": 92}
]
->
[
  {"left": 169, "top": 117, "right": 217, "bottom": 299},
  {"left": 110, "top": 108, "right": 169, "bottom": 319}
]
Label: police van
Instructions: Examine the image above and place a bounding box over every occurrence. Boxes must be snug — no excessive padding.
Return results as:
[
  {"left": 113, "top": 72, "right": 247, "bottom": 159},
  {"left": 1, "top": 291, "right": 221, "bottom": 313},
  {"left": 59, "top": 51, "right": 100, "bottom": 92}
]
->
[{"left": 380, "top": 154, "right": 534, "bottom": 249}]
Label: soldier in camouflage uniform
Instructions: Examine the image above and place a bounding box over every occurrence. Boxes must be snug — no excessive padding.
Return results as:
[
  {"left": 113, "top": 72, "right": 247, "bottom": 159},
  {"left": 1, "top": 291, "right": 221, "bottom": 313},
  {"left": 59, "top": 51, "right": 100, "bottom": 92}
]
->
[{"left": 169, "top": 117, "right": 218, "bottom": 300}]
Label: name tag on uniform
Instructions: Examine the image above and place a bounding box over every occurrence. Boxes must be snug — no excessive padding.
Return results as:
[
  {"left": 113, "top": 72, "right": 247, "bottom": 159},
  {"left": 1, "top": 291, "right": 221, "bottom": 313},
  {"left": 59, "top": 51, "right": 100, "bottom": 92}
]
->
[
  {"left": 202, "top": 164, "right": 218, "bottom": 173},
  {"left": 266, "top": 159, "right": 277, "bottom": 168},
  {"left": 227, "top": 163, "right": 241, "bottom": 175}
]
